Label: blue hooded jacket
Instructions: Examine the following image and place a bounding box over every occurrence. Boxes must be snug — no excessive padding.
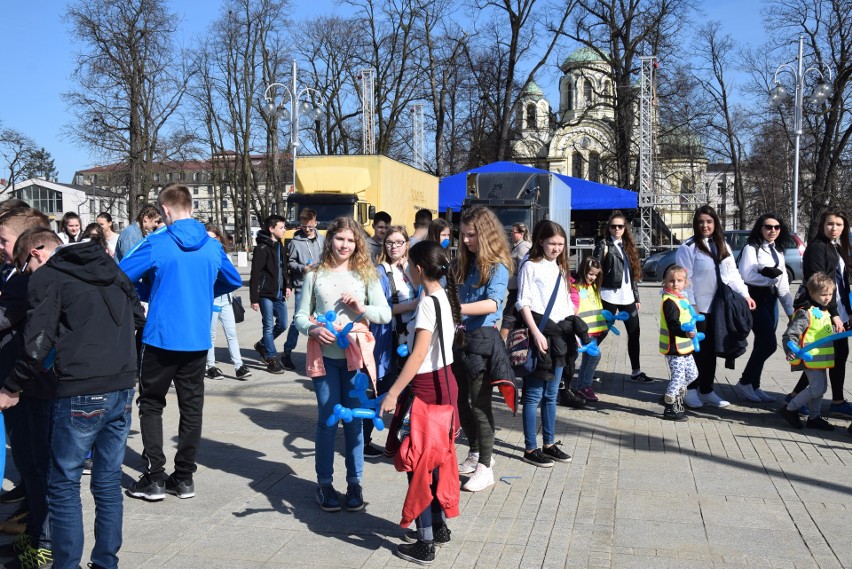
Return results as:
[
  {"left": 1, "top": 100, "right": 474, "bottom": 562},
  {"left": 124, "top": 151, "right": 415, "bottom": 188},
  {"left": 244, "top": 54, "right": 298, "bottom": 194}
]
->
[{"left": 119, "top": 218, "right": 242, "bottom": 351}]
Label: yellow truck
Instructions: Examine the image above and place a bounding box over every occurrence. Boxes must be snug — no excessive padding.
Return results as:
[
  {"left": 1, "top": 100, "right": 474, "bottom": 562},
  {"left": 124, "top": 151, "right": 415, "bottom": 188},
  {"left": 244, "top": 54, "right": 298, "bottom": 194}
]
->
[{"left": 284, "top": 155, "right": 438, "bottom": 239}]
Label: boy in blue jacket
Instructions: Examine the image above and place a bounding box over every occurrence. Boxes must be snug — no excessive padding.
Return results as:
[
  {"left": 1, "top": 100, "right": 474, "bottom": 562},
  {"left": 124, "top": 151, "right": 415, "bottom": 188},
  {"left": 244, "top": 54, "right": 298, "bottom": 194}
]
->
[{"left": 119, "top": 184, "right": 242, "bottom": 501}]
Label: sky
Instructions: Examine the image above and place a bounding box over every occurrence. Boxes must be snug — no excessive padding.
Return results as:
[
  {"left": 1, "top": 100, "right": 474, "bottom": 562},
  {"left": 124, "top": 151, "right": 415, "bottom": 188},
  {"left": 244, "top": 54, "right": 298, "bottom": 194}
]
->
[{"left": 1, "top": 0, "right": 769, "bottom": 183}]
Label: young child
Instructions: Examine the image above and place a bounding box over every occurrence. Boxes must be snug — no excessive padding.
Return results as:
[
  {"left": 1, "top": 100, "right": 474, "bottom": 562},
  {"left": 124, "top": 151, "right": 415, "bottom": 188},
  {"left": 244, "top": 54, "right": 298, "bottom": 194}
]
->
[
  {"left": 779, "top": 272, "right": 836, "bottom": 431},
  {"left": 380, "top": 241, "right": 462, "bottom": 565},
  {"left": 659, "top": 265, "right": 697, "bottom": 422},
  {"left": 570, "top": 256, "right": 608, "bottom": 401},
  {"left": 0, "top": 226, "right": 145, "bottom": 569},
  {"left": 294, "top": 217, "right": 391, "bottom": 512}
]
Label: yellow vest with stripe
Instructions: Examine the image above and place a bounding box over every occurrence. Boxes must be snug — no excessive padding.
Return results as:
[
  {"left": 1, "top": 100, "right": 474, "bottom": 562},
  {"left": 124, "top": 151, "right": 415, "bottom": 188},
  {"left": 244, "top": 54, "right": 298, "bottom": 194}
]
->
[
  {"left": 575, "top": 283, "right": 607, "bottom": 334},
  {"left": 659, "top": 292, "right": 694, "bottom": 355},
  {"left": 790, "top": 307, "right": 835, "bottom": 369}
]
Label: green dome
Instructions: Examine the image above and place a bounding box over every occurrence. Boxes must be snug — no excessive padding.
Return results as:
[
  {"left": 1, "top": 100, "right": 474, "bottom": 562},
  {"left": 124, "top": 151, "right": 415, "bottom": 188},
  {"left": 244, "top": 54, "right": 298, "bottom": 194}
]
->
[
  {"left": 562, "top": 47, "right": 607, "bottom": 68},
  {"left": 521, "top": 80, "right": 544, "bottom": 97}
]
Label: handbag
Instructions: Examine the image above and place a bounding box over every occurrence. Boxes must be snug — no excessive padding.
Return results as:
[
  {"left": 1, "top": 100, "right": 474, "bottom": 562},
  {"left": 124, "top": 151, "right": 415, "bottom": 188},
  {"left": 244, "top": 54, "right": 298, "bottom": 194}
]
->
[
  {"left": 506, "top": 271, "right": 562, "bottom": 375},
  {"left": 231, "top": 295, "right": 246, "bottom": 323}
]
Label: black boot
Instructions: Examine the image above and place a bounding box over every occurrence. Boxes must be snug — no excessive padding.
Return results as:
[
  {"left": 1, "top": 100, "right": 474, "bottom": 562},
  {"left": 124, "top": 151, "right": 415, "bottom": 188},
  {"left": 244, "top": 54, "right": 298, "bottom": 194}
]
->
[
  {"left": 558, "top": 383, "right": 586, "bottom": 408},
  {"left": 396, "top": 540, "right": 435, "bottom": 565},
  {"left": 663, "top": 403, "right": 688, "bottom": 422}
]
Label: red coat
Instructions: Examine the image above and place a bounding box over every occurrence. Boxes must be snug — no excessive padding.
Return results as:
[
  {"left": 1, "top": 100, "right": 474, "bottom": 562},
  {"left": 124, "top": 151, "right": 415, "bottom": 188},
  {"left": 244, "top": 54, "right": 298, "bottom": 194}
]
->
[{"left": 393, "top": 396, "right": 460, "bottom": 527}]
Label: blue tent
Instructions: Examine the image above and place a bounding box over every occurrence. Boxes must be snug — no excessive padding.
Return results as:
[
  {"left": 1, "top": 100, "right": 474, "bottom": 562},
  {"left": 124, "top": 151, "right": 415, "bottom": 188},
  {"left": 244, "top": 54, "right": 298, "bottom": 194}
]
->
[{"left": 438, "top": 161, "right": 638, "bottom": 212}]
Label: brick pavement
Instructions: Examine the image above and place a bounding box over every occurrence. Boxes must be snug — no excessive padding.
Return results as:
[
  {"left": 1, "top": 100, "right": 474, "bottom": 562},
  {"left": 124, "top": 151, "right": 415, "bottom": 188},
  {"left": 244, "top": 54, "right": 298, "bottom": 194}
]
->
[{"left": 2, "top": 280, "right": 851, "bottom": 568}]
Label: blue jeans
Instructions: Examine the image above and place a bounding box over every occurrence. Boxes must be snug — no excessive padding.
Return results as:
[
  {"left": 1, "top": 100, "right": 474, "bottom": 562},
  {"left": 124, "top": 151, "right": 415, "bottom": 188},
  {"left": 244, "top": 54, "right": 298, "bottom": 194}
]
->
[
  {"left": 208, "top": 295, "right": 243, "bottom": 368},
  {"left": 283, "top": 289, "right": 303, "bottom": 355},
  {"left": 313, "top": 358, "right": 363, "bottom": 485},
  {"left": 48, "top": 388, "right": 133, "bottom": 569},
  {"left": 260, "top": 294, "right": 288, "bottom": 357},
  {"left": 522, "top": 367, "right": 562, "bottom": 451},
  {"left": 572, "top": 351, "right": 602, "bottom": 390},
  {"left": 740, "top": 293, "right": 778, "bottom": 389}
]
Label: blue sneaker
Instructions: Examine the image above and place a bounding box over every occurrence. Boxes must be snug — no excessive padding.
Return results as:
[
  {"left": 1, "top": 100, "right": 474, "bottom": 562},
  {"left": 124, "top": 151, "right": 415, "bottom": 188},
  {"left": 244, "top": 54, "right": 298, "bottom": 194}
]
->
[
  {"left": 829, "top": 400, "right": 852, "bottom": 418},
  {"left": 315, "top": 484, "right": 341, "bottom": 512},
  {"left": 784, "top": 393, "right": 809, "bottom": 416},
  {"left": 345, "top": 483, "right": 365, "bottom": 512}
]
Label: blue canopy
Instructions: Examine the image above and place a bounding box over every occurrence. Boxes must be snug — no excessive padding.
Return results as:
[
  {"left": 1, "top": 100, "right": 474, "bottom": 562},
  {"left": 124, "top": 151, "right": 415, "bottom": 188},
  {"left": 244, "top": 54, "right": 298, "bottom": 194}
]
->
[{"left": 438, "top": 161, "right": 638, "bottom": 212}]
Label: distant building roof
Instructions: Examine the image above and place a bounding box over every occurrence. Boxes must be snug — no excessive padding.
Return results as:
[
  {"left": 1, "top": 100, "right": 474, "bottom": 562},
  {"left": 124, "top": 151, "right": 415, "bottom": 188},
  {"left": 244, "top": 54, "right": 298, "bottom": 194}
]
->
[
  {"left": 521, "top": 80, "right": 544, "bottom": 97},
  {"left": 562, "top": 47, "right": 608, "bottom": 68}
]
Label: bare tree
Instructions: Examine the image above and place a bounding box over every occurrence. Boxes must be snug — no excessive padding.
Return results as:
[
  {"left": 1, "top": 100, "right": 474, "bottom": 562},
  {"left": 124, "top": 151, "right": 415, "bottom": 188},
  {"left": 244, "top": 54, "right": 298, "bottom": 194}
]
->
[
  {"left": 64, "top": 0, "right": 189, "bottom": 221},
  {"left": 0, "top": 125, "right": 37, "bottom": 193}
]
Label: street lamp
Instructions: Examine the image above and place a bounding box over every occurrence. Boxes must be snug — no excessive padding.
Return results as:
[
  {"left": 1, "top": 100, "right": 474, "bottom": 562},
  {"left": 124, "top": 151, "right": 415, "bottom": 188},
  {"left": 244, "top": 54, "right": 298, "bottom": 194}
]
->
[
  {"left": 263, "top": 60, "right": 326, "bottom": 200},
  {"left": 769, "top": 35, "right": 833, "bottom": 234}
]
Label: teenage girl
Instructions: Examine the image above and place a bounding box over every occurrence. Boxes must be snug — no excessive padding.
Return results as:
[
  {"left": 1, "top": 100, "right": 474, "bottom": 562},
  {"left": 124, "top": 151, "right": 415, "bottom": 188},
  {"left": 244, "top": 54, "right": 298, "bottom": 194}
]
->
[
  {"left": 451, "top": 206, "right": 513, "bottom": 492},
  {"left": 516, "top": 220, "right": 577, "bottom": 468},
  {"left": 427, "top": 218, "right": 453, "bottom": 248},
  {"left": 294, "top": 217, "right": 391, "bottom": 513},
  {"left": 380, "top": 241, "right": 462, "bottom": 565},
  {"left": 570, "top": 256, "right": 608, "bottom": 401},
  {"left": 59, "top": 211, "right": 83, "bottom": 244}
]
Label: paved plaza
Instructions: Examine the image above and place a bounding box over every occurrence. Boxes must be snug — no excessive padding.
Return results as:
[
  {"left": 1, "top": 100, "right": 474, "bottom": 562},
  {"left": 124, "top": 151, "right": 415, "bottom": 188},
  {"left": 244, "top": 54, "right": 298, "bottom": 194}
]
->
[{"left": 3, "top": 275, "right": 851, "bottom": 568}]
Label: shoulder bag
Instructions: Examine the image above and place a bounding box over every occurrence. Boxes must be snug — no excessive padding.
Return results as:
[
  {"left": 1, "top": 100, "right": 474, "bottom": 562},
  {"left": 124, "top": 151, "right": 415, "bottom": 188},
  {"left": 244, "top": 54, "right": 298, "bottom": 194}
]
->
[{"left": 506, "top": 271, "right": 562, "bottom": 375}]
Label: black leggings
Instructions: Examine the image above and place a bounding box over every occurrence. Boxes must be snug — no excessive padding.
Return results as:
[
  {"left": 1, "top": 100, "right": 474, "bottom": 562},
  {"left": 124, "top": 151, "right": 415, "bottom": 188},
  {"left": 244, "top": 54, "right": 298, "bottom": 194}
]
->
[
  {"left": 689, "top": 312, "right": 717, "bottom": 394},
  {"left": 454, "top": 370, "right": 494, "bottom": 466},
  {"left": 792, "top": 335, "right": 849, "bottom": 402},
  {"left": 601, "top": 300, "right": 641, "bottom": 371}
]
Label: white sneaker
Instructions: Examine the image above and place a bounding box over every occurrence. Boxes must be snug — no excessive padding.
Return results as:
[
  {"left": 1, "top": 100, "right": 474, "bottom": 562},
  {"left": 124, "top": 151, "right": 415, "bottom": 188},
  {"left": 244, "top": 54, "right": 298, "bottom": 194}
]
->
[
  {"left": 699, "top": 391, "right": 731, "bottom": 408},
  {"left": 458, "top": 452, "right": 479, "bottom": 474},
  {"left": 683, "top": 389, "right": 703, "bottom": 409},
  {"left": 733, "top": 382, "right": 761, "bottom": 402},
  {"left": 754, "top": 388, "right": 776, "bottom": 402},
  {"left": 462, "top": 463, "right": 494, "bottom": 492}
]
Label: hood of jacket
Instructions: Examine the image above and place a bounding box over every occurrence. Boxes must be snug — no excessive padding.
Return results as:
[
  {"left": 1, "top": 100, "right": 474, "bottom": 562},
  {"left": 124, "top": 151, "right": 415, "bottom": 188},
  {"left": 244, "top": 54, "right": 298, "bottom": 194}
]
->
[
  {"left": 48, "top": 240, "right": 119, "bottom": 287},
  {"left": 256, "top": 229, "right": 278, "bottom": 248},
  {"left": 165, "top": 219, "right": 210, "bottom": 252}
]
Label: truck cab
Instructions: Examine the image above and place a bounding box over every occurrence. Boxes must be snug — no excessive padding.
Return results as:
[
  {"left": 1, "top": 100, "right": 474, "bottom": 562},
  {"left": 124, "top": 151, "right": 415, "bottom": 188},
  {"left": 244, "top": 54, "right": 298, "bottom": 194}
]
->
[{"left": 284, "top": 193, "right": 373, "bottom": 233}]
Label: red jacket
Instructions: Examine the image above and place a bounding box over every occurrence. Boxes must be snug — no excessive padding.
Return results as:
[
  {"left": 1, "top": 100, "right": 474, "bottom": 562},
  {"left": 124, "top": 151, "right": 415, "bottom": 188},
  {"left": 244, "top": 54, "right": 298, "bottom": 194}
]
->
[{"left": 394, "top": 397, "right": 460, "bottom": 527}]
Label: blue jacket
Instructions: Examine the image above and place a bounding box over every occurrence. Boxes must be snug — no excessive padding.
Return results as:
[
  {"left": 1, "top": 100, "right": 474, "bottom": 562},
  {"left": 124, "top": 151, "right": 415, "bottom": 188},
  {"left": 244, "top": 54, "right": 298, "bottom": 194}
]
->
[{"left": 119, "top": 218, "right": 242, "bottom": 351}]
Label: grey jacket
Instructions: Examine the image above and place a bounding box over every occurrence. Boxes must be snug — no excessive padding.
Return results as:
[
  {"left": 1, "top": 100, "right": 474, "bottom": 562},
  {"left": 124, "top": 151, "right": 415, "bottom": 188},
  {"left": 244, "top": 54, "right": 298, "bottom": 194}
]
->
[{"left": 287, "top": 230, "right": 324, "bottom": 290}]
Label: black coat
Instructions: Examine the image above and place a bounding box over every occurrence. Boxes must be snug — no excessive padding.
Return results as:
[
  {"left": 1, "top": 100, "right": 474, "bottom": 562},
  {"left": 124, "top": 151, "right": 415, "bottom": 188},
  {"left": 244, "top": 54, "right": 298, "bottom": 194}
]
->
[
  {"left": 8, "top": 240, "right": 145, "bottom": 398},
  {"left": 799, "top": 238, "right": 852, "bottom": 317},
  {"left": 593, "top": 237, "right": 640, "bottom": 304},
  {"left": 250, "top": 230, "right": 291, "bottom": 304}
]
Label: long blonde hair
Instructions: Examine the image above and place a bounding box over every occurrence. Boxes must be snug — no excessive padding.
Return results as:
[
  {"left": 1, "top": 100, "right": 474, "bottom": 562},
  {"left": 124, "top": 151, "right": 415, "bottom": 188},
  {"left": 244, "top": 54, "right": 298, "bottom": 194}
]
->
[
  {"left": 315, "top": 217, "right": 376, "bottom": 284},
  {"left": 453, "top": 206, "right": 512, "bottom": 286}
]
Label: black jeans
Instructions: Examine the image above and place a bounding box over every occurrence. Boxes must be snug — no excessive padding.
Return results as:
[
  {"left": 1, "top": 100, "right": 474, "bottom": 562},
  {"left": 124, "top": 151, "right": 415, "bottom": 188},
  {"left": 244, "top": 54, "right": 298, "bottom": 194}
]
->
[
  {"left": 739, "top": 292, "right": 779, "bottom": 388},
  {"left": 601, "top": 300, "right": 641, "bottom": 371},
  {"left": 689, "top": 312, "right": 717, "bottom": 394},
  {"left": 137, "top": 345, "right": 206, "bottom": 480},
  {"left": 793, "top": 334, "right": 849, "bottom": 402},
  {"left": 454, "top": 370, "right": 494, "bottom": 466}
]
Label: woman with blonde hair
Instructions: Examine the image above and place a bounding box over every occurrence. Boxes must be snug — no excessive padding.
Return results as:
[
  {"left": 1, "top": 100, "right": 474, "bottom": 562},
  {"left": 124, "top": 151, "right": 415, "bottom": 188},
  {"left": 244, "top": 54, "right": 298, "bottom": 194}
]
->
[
  {"left": 295, "top": 217, "right": 391, "bottom": 512},
  {"left": 451, "top": 206, "right": 514, "bottom": 492}
]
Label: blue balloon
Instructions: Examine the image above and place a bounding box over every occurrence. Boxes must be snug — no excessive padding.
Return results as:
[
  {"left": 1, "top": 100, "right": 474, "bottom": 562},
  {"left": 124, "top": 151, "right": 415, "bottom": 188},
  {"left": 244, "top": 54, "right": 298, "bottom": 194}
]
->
[
  {"left": 397, "top": 344, "right": 410, "bottom": 357},
  {"left": 578, "top": 338, "right": 600, "bottom": 357},
  {"left": 326, "top": 372, "right": 386, "bottom": 431}
]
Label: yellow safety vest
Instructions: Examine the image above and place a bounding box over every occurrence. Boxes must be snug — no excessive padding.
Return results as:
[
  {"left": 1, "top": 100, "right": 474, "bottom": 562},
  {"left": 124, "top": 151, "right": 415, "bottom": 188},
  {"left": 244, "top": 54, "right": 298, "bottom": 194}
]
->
[
  {"left": 790, "top": 307, "right": 835, "bottom": 369},
  {"left": 575, "top": 283, "right": 607, "bottom": 334},
  {"left": 659, "top": 292, "right": 694, "bottom": 355}
]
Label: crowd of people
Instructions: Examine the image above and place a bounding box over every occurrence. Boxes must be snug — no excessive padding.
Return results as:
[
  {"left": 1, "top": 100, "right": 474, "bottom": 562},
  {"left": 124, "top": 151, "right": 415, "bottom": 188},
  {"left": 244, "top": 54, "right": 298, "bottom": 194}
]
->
[{"left": 0, "top": 191, "right": 850, "bottom": 568}]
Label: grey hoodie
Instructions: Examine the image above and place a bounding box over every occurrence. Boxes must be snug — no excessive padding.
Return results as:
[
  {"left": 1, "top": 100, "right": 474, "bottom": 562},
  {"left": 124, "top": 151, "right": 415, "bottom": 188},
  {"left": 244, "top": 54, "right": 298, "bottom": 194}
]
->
[{"left": 287, "top": 230, "right": 325, "bottom": 290}]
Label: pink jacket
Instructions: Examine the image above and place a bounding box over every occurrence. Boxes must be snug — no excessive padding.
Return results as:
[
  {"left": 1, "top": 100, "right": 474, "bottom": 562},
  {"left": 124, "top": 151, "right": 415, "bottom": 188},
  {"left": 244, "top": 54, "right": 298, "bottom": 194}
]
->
[{"left": 305, "top": 321, "right": 378, "bottom": 386}]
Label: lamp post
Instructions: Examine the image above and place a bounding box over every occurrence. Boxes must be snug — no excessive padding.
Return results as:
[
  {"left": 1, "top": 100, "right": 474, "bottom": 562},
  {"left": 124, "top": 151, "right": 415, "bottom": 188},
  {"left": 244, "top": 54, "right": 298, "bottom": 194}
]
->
[
  {"left": 769, "top": 35, "right": 833, "bottom": 235},
  {"left": 264, "top": 60, "right": 326, "bottom": 202}
]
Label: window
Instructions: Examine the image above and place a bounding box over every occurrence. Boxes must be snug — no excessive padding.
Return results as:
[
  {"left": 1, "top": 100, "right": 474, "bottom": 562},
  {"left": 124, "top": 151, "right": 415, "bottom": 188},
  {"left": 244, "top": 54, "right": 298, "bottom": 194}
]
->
[
  {"left": 717, "top": 181, "right": 725, "bottom": 196},
  {"left": 193, "top": 172, "right": 200, "bottom": 182},
  {"left": 589, "top": 152, "right": 600, "bottom": 182},
  {"left": 179, "top": 172, "right": 186, "bottom": 181},
  {"left": 222, "top": 199, "right": 228, "bottom": 209},
  {"left": 526, "top": 104, "right": 536, "bottom": 129},
  {"left": 572, "top": 151, "right": 583, "bottom": 178},
  {"left": 92, "top": 175, "right": 98, "bottom": 185},
  {"left": 193, "top": 186, "right": 199, "bottom": 195},
  {"left": 167, "top": 172, "right": 173, "bottom": 182},
  {"left": 153, "top": 173, "right": 159, "bottom": 182},
  {"left": 194, "top": 200, "right": 199, "bottom": 209},
  {"left": 223, "top": 216, "right": 228, "bottom": 225},
  {"left": 584, "top": 80, "right": 593, "bottom": 107},
  {"left": 16, "top": 185, "right": 63, "bottom": 214},
  {"left": 207, "top": 199, "right": 212, "bottom": 209}
]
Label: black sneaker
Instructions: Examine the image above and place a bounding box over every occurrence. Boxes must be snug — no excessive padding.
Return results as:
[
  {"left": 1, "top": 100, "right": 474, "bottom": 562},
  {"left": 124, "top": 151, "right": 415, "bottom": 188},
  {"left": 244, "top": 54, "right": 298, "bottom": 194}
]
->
[
  {"left": 847, "top": 422, "right": 852, "bottom": 437},
  {"left": 522, "top": 449, "right": 554, "bottom": 468},
  {"left": 126, "top": 474, "right": 165, "bottom": 501},
  {"left": 254, "top": 341, "right": 268, "bottom": 359},
  {"left": 805, "top": 416, "right": 835, "bottom": 431},
  {"left": 165, "top": 475, "right": 195, "bottom": 499},
  {"left": 663, "top": 403, "right": 689, "bottom": 422},
  {"left": 542, "top": 443, "right": 572, "bottom": 463},
  {"left": 280, "top": 352, "right": 296, "bottom": 371},
  {"left": 559, "top": 388, "right": 586, "bottom": 409},
  {"left": 235, "top": 365, "right": 252, "bottom": 380},
  {"left": 82, "top": 457, "right": 93, "bottom": 475},
  {"left": 266, "top": 357, "right": 285, "bottom": 375},
  {"left": 363, "top": 443, "right": 384, "bottom": 458},
  {"left": 778, "top": 406, "right": 804, "bottom": 429},
  {"left": 205, "top": 366, "right": 224, "bottom": 380},
  {"left": 0, "top": 485, "right": 26, "bottom": 504},
  {"left": 402, "top": 525, "right": 451, "bottom": 547},
  {"left": 631, "top": 371, "right": 653, "bottom": 383},
  {"left": 396, "top": 540, "right": 435, "bottom": 565},
  {"left": 315, "top": 484, "right": 341, "bottom": 512},
  {"left": 345, "top": 484, "right": 365, "bottom": 512}
]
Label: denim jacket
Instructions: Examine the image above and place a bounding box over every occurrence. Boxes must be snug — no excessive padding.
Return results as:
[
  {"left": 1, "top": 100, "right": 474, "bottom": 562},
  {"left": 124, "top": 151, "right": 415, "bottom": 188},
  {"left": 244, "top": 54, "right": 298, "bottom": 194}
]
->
[{"left": 459, "top": 261, "right": 509, "bottom": 330}]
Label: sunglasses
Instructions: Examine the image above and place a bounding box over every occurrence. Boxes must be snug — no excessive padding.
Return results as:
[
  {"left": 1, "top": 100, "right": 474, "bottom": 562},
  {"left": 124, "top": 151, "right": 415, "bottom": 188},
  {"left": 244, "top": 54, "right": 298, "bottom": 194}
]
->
[
  {"left": 763, "top": 224, "right": 781, "bottom": 231},
  {"left": 609, "top": 224, "right": 625, "bottom": 229}
]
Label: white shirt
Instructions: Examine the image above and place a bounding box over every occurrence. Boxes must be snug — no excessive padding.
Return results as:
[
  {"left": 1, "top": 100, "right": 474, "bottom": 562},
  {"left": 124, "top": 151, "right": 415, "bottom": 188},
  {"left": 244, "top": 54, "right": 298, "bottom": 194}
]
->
[
  {"left": 600, "top": 238, "right": 635, "bottom": 305},
  {"left": 515, "top": 257, "right": 574, "bottom": 323},
  {"left": 676, "top": 237, "right": 750, "bottom": 313},
  {"left": 737, "top": 239, "right": 793, "bottom": 315},
  {"left": 406, "top": 289, "right": 455, "bottom": 374},
  {"left": 385, "top": 262, "right": 416, "bottom": 323}
]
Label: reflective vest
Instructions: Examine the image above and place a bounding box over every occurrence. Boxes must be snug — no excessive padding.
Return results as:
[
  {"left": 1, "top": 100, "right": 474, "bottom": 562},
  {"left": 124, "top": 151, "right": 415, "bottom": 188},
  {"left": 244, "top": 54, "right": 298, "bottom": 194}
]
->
[
  {"left": 575, "top": 284, "right": 607, "bottom": 334},
  {"left": 790, "top": 307, "right": 835, "bottom": 369},
  {"left": 659, "top": 292, "right": 694, "bottom": 355}
]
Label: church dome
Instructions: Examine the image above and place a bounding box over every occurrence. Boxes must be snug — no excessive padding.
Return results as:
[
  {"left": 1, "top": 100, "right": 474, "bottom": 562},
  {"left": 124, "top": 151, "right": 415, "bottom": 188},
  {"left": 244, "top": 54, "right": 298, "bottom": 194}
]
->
[
  {"left": 562, "top": 47, "right": 608, "bottom": 68},
  {"left": 521, "top": 80, "right": 544, "bottom": 97}
]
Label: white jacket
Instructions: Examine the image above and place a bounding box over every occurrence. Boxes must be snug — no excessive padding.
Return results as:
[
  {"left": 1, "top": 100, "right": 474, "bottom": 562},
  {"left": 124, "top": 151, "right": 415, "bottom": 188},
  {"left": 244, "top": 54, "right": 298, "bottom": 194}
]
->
[{"left": 675, "top": 237, "right": 750, "bottom": 313}]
